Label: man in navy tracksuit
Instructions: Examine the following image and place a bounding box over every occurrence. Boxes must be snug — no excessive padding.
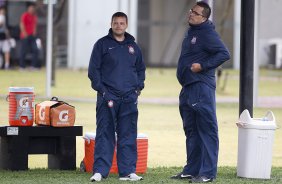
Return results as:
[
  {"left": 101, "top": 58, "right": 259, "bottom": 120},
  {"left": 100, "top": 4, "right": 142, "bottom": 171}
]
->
[
  {"left": 88, "top": 12, "right": 145, "bottom": 182},
  {"left": 171, "top": 2, "right": 230, "bottom": 183}
]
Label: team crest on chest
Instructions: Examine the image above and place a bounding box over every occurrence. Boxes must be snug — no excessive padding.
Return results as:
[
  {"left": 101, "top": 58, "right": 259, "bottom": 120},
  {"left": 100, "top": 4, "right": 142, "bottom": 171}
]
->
[
  {"left": 108, "top": 100, "right": 114, "bottom": 108},
  {"left": 128, "top": 45, "right": 135, "bottom": 54},
  {"left": 191, "top": 36, "right": 197, "bottom": 44}
]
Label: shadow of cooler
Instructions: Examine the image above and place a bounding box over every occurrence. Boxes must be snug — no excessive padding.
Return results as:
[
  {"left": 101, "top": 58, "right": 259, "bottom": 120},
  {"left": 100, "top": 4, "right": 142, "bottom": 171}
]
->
[
  {"left": 81, "top": 132, "right": 148, "bottom": 174},
  {"left": 236, "top": 109, "right": 277, "bottom": 179}
]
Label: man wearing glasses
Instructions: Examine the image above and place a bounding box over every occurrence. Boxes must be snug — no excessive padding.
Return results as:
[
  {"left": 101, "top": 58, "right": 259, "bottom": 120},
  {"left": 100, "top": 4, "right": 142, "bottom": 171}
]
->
[{"left": 171, "top": 1, "right": 230, "bottom": 183}]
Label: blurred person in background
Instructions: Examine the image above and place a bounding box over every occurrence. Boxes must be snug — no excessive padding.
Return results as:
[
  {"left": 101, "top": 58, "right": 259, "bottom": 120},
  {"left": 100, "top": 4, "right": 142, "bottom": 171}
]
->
[
  {"left": 19, "top": 2, "right": 39, "bottom": 70},
  {"left": 88, "top": 12, "right": 145, "bottom": 182},
  {"left": 172, "top": 1, "right": 230, "bottom": 183},
  {"left": 0, "top": 6, "right": 13, "bottom": 70}
]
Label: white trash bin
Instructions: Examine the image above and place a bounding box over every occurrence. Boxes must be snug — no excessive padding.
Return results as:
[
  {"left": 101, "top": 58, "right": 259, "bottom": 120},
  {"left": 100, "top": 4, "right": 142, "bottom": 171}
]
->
[{"left": 236, "top": 109, "right": 277, "bottom": 179}]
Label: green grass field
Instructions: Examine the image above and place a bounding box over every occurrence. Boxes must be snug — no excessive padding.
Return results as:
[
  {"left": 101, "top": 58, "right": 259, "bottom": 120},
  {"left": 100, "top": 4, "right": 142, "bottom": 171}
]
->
[
  {"left": 0, "top": 68, "right": 282, "bottom": 183},
  {"left": 0, "top": 167, "right": 282, "bottom": 184},
  {"left": 1, "top": 68, "right": 281, "bottom": 98}
]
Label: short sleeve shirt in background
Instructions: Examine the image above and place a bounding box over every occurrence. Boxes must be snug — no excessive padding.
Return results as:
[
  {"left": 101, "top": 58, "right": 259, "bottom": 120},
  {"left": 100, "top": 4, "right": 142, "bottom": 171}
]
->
[{"left": 20, "top": 12, "right": 37, "bottom": 39}]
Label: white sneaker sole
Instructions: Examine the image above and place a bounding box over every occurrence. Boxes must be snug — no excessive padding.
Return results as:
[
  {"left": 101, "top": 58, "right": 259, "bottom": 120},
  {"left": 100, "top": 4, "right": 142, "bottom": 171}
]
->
[
  {"left": 90, "top": 178, "right": 101, "bottom": 182},
  {"left": 119, "top": 177, "right": 143, "bottom": 181}
]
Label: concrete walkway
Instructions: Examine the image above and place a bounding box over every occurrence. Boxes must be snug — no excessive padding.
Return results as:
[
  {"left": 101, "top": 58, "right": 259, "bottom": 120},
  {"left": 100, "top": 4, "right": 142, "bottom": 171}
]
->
[{"left": 139, "top": 96, "right": 282, "bottom": 108}]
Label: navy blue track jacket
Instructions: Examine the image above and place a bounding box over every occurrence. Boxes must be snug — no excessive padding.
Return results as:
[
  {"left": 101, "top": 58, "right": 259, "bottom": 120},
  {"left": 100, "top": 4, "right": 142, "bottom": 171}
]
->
[
  {"left": 177, "top": 20, "right": 230, "bottom": 89},
  {"left": 88, "top": 29, "right": 146, "bottom": 98}
]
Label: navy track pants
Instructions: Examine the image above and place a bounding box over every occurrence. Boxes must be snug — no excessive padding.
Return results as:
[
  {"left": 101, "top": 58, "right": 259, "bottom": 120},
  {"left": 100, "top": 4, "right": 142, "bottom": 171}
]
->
[
  {"left": 93, "top": 93, "right": 138, "bottom": 177},
  {"left": 179, "top": 82, "right": 219, "bottom": 178}
]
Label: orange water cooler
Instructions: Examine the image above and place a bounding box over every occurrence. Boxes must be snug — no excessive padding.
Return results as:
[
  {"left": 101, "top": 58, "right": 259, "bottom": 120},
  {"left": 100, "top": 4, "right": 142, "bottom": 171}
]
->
[
  {"left": 81, "top": 132, "right": 148, "bottom": 174},
  {"left": 8, "top": 87, "right": 34, "bottom": 126}
]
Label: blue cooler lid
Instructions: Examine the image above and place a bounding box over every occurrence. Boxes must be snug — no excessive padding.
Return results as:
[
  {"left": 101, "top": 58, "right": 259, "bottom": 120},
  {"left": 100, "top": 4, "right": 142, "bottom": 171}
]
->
[
  {"left": 137, "top": 133, "right": 148, "bottom": 139},
  {"left": 9, "top": 87, "right": 34, "bottom": 92}
]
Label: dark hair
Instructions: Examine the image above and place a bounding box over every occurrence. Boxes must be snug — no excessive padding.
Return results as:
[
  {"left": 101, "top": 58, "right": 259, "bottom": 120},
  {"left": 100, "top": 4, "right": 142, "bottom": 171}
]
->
[
  {"left": 27, "top": 2, "right": 36, "bottom": 8},
  {"left": 196, "top": 1, "right": 211, "bottom": 19},
  {"left": 111, "top": 12, "right": 128, "bottom": 23}
]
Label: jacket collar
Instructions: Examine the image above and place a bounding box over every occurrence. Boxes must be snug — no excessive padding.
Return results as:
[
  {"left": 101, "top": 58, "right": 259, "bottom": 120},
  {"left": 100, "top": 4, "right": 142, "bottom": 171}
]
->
[
  {"left": 107, "top": 28, "right": 135, "bottom": 44},
  {"left": 189, "top": 20, "right": 214, "bottom": 30}
]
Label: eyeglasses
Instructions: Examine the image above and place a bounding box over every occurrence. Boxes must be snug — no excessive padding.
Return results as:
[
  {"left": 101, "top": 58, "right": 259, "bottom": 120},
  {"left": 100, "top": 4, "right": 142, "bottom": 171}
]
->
[{"left": 189, "top": 9, "right": 204, "bottom": 17}]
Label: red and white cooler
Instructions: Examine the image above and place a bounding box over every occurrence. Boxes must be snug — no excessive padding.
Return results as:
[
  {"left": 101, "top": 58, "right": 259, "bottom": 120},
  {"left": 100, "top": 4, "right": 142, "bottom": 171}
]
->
[
  {"left": 8, "top": 87, "right": 35, "bottom": 126},
  {"left": 81, "top": 132, "right": 148, "bottom": 174}
]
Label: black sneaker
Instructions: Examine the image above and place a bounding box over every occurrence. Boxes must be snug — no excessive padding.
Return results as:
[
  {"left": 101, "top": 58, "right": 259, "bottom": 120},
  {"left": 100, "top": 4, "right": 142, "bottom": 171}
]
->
[
  {"left": 171, "top": 172, "right": 193, "bottom": 179},
  {"left": 189, "top": 176, "right": 213, "bottom": 183}
]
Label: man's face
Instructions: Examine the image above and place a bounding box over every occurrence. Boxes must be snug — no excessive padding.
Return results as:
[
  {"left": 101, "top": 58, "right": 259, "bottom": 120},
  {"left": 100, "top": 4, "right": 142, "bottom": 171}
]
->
[
  {"left": 0, "top": 8, "right": 5, "bottom": 15},
  {"left": 188, "top": 5, "right": 206, "bottom": 25},
  {"left": 28, "top": 6, "right": 36, "bottom": 14},
  {"left": 111, "top": 16, "right": 128, "bottom": 37}
]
